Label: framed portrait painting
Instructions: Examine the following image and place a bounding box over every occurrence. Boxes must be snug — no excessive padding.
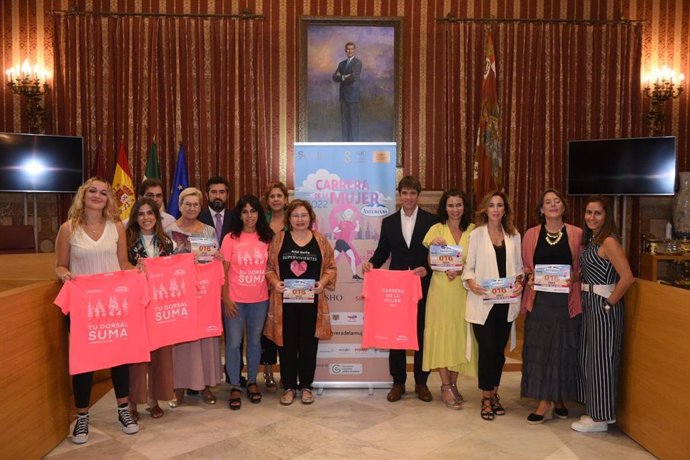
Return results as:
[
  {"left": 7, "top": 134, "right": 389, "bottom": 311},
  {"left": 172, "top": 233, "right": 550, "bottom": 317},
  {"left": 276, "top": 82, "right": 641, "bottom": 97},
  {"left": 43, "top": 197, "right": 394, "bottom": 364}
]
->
[{"left": 298, "top": 17, "right": 402, "bottom": 164}]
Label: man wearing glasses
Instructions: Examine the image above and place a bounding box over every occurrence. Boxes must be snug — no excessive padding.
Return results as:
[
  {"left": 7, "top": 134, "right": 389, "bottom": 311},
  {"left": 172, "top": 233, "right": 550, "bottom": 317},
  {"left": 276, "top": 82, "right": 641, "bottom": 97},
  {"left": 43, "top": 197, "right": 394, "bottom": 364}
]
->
[{"left": 124, "top": 178, "right": 176, "bottom": 229}]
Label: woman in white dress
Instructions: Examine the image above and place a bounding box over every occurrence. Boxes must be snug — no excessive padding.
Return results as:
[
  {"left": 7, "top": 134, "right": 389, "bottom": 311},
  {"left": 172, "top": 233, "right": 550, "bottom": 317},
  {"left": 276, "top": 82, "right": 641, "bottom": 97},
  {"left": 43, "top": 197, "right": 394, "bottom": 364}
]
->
[{"left": 55, "top": 177, "right": 139, "bottom": 444}]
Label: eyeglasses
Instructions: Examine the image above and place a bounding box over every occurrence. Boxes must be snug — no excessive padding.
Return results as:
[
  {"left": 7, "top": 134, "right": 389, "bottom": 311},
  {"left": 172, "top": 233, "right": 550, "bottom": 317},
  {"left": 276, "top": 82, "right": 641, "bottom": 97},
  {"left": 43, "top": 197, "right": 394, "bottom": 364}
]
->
[{"left": 182, "top": 202, "right": 200, "bottom": 208}]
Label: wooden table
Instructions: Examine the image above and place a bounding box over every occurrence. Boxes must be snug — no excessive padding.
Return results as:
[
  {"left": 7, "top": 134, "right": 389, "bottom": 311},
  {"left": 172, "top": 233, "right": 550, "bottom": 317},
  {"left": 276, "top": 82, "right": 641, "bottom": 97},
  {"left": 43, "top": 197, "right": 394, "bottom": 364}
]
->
[
  {"left": 0, "top": 252, "right": 70, "bottom": 459},
  {"left": 618, "top": 279, "right": 690, "bottom": 459}
]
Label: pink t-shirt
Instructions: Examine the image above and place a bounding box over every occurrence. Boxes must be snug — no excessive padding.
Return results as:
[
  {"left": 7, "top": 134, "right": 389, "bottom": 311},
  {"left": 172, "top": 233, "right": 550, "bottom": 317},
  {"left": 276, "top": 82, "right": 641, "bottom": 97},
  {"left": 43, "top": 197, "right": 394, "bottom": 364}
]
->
[
  {"left": 141, "top": 253, "right": 200, "bottom": 350},
  {"left": 361, "top": 269, "right": 422, "bottom": 351},
  {"left": 54, "top": 270, "right": 151, "bottom": 375},
  {"left": 196, "top": 259, "right": 225, "bottom": 339},
  {"left": 220, "top": 231, "right": 269, "bottom": 303}
]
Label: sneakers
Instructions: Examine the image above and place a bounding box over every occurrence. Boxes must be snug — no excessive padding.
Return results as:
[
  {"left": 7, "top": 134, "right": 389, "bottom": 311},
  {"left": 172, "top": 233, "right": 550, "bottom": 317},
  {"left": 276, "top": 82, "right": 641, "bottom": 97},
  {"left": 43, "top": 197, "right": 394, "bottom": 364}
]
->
[
  {"left": 571, "top": 415, "right": 615, "bottom": 433},
  {"left": 71, "top": 413, "right": 89, "bottom": 444},
  {"left": 118, "top": 404, "right": 140, "bottom": 435}
]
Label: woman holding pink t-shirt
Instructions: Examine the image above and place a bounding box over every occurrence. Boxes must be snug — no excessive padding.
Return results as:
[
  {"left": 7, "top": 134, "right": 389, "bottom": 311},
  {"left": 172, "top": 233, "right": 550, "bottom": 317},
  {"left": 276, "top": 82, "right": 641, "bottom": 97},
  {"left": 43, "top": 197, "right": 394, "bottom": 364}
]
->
[
  {"left": 221, "top": 195, "right": 274, "bottom": 410},
  {"left": 55, "top": 177, "right": 139, "bottom": 444},
  {"left": 126, "top": 198, "right": 175, "bottom": 420}
]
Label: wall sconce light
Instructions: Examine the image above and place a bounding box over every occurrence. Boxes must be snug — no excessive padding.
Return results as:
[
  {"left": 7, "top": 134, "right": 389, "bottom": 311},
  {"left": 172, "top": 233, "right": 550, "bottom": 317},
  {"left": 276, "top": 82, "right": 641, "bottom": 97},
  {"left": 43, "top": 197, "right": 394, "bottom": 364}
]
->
[
  {"left": 5, "top": 60, "right": 50, "bottom": 133},
  {"left": 643, "top": 66, "right": 684, "bottom": 137}
]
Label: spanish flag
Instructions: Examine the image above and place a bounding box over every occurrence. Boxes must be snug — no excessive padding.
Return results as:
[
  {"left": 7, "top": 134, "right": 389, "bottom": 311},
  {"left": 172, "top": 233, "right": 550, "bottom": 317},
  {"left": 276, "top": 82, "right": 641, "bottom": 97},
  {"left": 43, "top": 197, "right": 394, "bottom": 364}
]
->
[{"left": 112, "top": 142, "right": 135, "bottom": 221}]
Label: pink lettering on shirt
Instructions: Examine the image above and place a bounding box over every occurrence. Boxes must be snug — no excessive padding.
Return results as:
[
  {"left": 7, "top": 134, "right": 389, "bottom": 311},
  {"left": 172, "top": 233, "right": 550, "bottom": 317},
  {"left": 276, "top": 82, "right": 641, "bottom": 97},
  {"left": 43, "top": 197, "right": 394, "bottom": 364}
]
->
[
  {"left": 54, "top": 270, "right": 151, "bottom": 375},
  {"left": 220, "top": 232, "right": 269, "bottom": 303},
  {"left": 141, "top": 253, "right": 200, "bottom": 350}
]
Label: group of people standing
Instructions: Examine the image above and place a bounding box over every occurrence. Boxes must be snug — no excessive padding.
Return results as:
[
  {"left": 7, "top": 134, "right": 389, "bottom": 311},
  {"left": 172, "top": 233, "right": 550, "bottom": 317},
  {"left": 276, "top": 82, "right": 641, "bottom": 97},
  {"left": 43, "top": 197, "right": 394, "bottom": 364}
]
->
[
  {"left": 56, "top": 176, "right": 335, "bottom": 445},
  {"left": 55, "top": 173, "right": 633, "bottom": 446},
  {"left": 363, "top": 177, "right": 633, "bottom": 434}
]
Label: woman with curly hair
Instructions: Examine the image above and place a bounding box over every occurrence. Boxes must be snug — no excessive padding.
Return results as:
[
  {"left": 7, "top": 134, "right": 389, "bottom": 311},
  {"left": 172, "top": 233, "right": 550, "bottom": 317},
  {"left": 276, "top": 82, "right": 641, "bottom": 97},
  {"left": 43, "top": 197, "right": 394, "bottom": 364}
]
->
[{"left": 55, "top": 177, "right": 138, "bottom": 444}]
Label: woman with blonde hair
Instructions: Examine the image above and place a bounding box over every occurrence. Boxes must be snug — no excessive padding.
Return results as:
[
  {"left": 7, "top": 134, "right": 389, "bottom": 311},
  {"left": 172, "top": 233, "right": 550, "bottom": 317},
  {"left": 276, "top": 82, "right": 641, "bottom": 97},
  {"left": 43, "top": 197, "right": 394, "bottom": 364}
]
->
[
  {"left": 55, "top": 177, "right": 139, "bottom": 444},
  {"left": 462, "top": 191, "right": 523, "bottom": 421}
]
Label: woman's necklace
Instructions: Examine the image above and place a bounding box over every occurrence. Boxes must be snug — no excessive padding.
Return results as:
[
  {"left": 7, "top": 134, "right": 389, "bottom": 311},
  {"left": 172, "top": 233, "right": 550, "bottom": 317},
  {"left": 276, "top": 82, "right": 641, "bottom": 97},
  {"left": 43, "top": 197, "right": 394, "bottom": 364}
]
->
[
  {"left": 545, "top": 225, "right": 564, "bottom": 246},
  {"left": 82, "top": 219, "right": 104, "bottom": 235}
]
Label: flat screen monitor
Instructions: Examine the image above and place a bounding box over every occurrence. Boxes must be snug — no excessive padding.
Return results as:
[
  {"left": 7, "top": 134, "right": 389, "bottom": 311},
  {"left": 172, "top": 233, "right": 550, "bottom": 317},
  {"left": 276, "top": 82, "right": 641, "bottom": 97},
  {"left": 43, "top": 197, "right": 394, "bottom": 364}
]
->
[
  {"left": 567, "top": 136, "right": 676, "bottom": 196},
  {"left": 0, "top": 132, "right": 84, "bottom": 193}
]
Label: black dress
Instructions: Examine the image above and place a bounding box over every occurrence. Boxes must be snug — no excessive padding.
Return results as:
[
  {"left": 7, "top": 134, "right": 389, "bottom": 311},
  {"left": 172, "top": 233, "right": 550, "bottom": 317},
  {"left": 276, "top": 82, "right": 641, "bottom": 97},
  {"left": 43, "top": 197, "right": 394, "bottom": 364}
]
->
[{"left": 521, "top": 225, "right": 581, "bottom": 401}]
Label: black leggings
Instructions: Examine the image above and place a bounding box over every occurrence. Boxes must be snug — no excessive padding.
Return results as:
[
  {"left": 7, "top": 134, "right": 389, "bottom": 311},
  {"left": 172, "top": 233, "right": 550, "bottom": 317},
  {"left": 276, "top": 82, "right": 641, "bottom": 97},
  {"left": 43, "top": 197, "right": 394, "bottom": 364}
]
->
[
  {"left": 72, "top": 364, "right": 130, "bottom": 409},
  {"left": 472, "top": 304, "right": 512, "bottom": 391}
]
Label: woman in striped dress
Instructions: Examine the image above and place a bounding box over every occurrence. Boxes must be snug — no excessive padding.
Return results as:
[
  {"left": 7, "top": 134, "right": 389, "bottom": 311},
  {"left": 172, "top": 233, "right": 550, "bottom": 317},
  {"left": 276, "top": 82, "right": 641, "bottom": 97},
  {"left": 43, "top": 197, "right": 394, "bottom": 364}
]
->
[{"left": 571, "top": 195, "right": 634, "bottom": 433}]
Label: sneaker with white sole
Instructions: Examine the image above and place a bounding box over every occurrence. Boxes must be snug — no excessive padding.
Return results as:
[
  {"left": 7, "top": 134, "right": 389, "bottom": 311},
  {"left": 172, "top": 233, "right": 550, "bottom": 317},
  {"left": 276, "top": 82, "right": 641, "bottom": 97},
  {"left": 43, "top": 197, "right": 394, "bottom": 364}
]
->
[
  {"left": 117, "top": 405, "right": 140, "bottom": 435},
  {"left": 71, "top": 413, "right": 89, "bottom": 444},
  {"left": 571, "top": 415, "right": 610, "bottom": 433}
]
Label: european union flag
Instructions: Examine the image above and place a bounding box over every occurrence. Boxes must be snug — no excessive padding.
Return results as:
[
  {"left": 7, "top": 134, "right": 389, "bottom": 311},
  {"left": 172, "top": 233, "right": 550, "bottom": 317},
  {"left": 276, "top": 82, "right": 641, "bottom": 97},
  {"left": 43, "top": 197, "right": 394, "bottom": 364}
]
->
[{"left": 167, "top": 143, "right": 189, "bottom": 218}]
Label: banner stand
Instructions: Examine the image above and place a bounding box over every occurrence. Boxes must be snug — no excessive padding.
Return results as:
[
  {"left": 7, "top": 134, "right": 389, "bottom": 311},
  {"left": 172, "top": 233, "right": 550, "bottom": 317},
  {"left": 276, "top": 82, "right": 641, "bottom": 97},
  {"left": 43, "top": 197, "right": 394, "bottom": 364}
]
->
[{"left": 294, "top": 142, "right": 397, "bottom": 390}]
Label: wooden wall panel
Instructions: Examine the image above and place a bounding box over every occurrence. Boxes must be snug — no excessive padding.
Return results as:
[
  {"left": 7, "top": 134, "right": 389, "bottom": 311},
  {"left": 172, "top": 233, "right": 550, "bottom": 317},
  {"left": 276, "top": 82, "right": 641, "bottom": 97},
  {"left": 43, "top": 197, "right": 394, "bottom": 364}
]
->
[{"left": 0, "top": 280, "right": 69, "bottom": 459}]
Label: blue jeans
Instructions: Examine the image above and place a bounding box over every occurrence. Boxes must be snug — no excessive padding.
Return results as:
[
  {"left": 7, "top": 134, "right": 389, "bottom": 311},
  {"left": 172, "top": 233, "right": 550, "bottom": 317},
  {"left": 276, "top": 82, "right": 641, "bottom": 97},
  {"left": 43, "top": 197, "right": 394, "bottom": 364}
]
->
[{"left": 223, "top": 300, "right": 269, "bottom": 387}]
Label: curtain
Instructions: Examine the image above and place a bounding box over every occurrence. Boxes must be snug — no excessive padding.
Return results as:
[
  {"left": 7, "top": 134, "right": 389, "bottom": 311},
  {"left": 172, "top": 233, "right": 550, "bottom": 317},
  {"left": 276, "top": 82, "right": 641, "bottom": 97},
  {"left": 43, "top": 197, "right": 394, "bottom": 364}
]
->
[
  {"left": 442, "top": 21, "right": 643, "bottom": 234},
  {"left": 50, "top": 13, "right": 268, "bottom": 201}
]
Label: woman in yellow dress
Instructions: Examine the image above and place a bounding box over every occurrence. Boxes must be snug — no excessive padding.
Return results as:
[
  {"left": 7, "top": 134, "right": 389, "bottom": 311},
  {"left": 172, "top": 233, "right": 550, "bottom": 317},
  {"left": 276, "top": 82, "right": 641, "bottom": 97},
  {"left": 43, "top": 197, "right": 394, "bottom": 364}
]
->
[{"left": 422, "top": 189, "right": 478, "bottom": 409}]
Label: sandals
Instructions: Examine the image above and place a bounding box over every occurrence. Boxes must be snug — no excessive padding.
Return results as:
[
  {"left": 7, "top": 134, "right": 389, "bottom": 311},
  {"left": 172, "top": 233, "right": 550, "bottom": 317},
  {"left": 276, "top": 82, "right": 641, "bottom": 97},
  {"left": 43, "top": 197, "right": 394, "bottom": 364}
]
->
[
  {"left": 146, "top": 405, "right": 164, "bottom": 419},
  {"left": 169, "top": 388, "right": 185, "bottom": 408},
  {"left": 229, "top": 388, "right": 242, "bottom": 410},
  {"left": 202, "top": 388, "right": 217, "bottom": 405},
  {"left": 481, "top": 397, "right": 495, "bottom": 421},
  {"left": 247, "top": 383, "right": 262, "bottom": 404},
  {"left": 280, "top": 389, "right": 296, "bottom": 406},
  {"left": 450, "top": 383, "right": 464, "bottom": 403},
  {"left": 440, "top": 385, "right": 462, "bottom": 410},
  {"left": 264, "top": 369, "right": 278, "bottom": 393},
  {"left": 301, "top": 388, "right": 314, "bottom": 405},
  {"left": 491, "top": 393, "right": 506, "bottom": 416}
]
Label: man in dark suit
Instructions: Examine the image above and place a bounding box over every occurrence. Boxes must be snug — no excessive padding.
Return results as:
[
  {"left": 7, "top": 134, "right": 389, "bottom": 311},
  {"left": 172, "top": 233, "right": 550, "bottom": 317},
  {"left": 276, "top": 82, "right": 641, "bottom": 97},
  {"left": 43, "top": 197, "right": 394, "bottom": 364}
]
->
[
  {"left": 332, "top": 41, "right": 362, "bottom": 142},
  {"left": 198, "top": 176, "right": 232, "bottom": 243},
  {"left": 362, "top": 176, "right": 438, "bottom": 402}
]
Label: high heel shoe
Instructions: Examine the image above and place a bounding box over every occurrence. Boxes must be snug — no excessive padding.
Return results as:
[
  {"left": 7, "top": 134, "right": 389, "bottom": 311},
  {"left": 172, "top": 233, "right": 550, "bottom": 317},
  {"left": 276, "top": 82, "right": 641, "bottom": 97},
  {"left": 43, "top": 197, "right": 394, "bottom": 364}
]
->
[
  {"left": 440, "top": 384, "right": 462, "bottom": 410},
  {"left": 450, "top": 383, "right": 464, "bottom": 403},
  {"left": 168, "top": 388, "right": 185, "bottom": 408},
  {"left": 481, "top": 397, "right": 495, "bottom": 421},
  {"left": 263, "top": 367, "right": 278, "bottom": 393},
  {"left": 491, "top": 393, "right": 506, "bottom": 416}
]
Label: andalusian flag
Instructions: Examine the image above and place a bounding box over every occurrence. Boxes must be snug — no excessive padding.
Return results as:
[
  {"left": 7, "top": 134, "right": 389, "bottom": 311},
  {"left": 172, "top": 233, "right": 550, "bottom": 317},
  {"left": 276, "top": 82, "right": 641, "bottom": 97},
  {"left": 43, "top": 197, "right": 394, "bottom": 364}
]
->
[
  {"left": 473, "top": 29, "right": 503, "bottom": 201},
  {"left": 144, "top": 139, "right": 161, "bottom": 180},
  {"left": 112, "top": 142, "right": 135, "bottom": 221}
]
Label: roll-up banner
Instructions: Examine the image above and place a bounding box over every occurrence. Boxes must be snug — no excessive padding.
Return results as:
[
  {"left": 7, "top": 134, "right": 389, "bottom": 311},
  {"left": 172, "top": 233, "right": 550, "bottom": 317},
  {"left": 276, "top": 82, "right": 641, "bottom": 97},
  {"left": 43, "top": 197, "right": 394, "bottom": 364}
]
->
[{"left": 294, "top": 142, "right": 396, "bottom": 390}]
